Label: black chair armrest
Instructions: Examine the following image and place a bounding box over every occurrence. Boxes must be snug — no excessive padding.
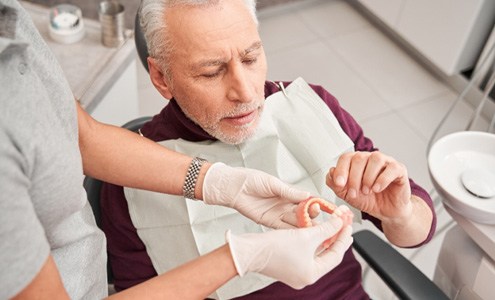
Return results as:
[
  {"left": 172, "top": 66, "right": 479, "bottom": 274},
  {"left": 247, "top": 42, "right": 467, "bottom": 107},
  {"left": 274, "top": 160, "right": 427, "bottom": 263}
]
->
[
  {"left": 83, "top": 176, "right": 103, "bottom": 228},
  {"left": 352, "top": 230, "right": 449, "bottom": 300}
]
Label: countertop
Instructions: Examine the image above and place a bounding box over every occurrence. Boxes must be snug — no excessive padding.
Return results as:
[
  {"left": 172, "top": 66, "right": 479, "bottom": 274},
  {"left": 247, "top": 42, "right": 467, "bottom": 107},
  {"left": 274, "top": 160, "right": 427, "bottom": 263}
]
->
[{"left": 20, "top": 1, "right": 136, "bottom": 112}]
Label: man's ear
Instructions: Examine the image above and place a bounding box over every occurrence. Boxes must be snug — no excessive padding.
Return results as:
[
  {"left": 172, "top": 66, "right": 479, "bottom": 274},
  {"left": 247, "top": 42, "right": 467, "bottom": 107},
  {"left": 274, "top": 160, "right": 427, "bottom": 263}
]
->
[{"left": 148, "top": 57, "right": 174, "bottom": 100}]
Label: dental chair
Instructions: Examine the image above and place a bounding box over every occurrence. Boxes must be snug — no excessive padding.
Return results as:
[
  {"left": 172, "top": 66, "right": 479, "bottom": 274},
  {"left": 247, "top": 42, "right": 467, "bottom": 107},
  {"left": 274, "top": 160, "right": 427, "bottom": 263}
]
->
[
  {"left": 82, "top": 10, "right": 449, "bottom": 300},
  {"left": 352, "top": 231, "right": 448, "bottom": 299}
]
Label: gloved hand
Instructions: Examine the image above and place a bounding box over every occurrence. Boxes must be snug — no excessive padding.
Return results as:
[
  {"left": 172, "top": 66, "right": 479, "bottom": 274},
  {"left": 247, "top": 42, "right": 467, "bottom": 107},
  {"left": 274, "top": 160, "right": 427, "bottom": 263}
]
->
[
  {"left": 203, "top": 162, "right": 311, "bottom": 229},
  {"left": 226, "top": 216, "right": 353, "bottom": 289}
]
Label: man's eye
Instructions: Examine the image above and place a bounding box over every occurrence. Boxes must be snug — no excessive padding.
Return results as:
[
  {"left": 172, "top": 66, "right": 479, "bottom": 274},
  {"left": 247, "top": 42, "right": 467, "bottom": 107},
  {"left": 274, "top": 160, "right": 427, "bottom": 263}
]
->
[
  {"left": 202, "top": 72, "right": 220, "bottom": 78},
  {"left": 243, "top": 58, "right": 257, "bottom": 65},
  {"left": 201, "top": 67, "right": 224, "bottom": 78}
]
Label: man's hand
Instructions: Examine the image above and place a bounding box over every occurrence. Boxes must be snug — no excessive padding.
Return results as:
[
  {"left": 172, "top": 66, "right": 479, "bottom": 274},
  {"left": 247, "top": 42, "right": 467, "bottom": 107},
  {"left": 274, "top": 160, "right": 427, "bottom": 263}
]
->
[
  {"left": 326, "top": 151, "right": 413, "bottom": 224},
  {"left": 226, "top": 217, "right": 353, "bottom": 289},
  {"left": 202, "top": 163, "right": 311, "bottom": 229}
]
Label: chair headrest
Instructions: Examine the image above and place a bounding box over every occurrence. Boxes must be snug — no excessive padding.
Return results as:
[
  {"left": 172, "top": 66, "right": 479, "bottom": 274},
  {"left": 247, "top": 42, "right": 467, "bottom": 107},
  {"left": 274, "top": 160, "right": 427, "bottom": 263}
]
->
[{"left": 134, "top": 12, "right": 149, "bottom": 73}]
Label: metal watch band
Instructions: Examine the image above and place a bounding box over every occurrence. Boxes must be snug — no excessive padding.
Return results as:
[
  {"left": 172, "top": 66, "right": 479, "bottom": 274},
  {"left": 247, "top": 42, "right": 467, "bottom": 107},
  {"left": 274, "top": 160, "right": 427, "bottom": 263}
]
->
[{"left": 183, "top": 157, "right": 207, "bottom": 200}]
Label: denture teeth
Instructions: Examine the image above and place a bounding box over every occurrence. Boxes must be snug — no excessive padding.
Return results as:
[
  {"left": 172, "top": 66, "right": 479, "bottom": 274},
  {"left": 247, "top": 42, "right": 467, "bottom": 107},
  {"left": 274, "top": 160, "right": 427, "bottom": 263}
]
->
[{"left": 296, "top": 197, "right": 354, "bottom": 248}]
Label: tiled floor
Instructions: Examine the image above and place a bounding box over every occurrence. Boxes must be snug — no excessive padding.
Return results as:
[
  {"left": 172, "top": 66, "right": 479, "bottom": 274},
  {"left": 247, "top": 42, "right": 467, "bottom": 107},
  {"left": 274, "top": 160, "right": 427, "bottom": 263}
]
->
[{"left": 135, "top": 0, "right": 489, "bottom": 298}]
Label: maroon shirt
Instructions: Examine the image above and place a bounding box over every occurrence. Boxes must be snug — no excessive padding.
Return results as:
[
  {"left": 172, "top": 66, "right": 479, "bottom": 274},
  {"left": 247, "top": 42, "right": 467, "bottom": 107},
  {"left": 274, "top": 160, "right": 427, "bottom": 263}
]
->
[{"left": 101, "top": 81, "right": 436, "bottom": 299}]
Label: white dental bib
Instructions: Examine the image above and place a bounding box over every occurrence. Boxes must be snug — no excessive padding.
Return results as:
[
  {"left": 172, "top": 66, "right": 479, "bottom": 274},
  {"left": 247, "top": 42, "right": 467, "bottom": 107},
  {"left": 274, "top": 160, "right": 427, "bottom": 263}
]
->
[{"left": 124, "top": 78, "right": 357, "bottom": 299}]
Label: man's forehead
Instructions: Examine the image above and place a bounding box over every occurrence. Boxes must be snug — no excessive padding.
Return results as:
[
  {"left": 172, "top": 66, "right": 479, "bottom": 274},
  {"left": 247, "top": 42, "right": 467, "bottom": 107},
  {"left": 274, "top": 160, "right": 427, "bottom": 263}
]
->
[
  {"left": 189, "top": 41, "right": 262, "bottom": 67},
  {"left": 164, "top": 0, "right": 260, "bottom": 67}
]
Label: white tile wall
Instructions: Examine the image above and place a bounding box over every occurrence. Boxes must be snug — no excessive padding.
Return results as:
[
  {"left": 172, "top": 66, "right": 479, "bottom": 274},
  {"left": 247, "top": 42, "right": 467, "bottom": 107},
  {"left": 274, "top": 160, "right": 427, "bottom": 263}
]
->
[{"left": 326, "top": 27, "right": 451, "bottom": 109}]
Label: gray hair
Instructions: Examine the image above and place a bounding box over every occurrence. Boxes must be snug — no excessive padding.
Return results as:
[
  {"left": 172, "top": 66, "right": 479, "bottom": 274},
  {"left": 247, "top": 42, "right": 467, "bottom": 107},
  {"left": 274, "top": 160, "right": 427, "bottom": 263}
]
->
[{"left": 139, "top": 0, "right": 258, "bottom": 76}]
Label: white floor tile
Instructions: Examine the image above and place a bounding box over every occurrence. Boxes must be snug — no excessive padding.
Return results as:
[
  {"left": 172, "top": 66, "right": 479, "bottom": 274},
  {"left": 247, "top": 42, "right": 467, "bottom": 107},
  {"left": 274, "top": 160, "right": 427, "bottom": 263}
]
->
[
  {"left": 326, "top": 28, "right": 450, "bottom": 109},
  {"left": 297, "top": 0, "right": 372, "bottom": 38},
  {"left": 265, "top": 41, "right": 392, "bottom": 121},
  {"left": 359, "top": 112, "right": 433, "bottom": 191},
  {"left": 398, "top": 90, "right": 464, "bottom": 142},
  {"left": 258, "top": 11, "right": 319, "bottom": 54},
  {"left": 398, "top": 89, "right": 491, "bottom": 143}
]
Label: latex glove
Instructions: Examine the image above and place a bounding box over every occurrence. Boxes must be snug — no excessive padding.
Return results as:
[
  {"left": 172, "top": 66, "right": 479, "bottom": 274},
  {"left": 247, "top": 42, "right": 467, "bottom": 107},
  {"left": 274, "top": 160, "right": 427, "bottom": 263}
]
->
[
  {"left": 326, "top": 151, "right": 413, "bottom": 222},
  {"left": 203, "top": 163, "right": 311, "bottom": 229},
  {"left": 226, "top": 216, "right": 353, "bottom": 289}
]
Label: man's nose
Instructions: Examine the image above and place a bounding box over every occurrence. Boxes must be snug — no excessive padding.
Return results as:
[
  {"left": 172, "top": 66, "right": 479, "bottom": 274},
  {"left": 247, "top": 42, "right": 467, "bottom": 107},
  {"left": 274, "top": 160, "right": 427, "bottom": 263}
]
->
[{"left": 226, "top": 63, "right": 255, "bottom": 103}]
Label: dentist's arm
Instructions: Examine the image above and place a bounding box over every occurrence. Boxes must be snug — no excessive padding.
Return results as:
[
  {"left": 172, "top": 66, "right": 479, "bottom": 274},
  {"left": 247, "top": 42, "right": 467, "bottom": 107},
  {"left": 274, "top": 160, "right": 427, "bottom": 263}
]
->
[
  {"left": 110, "top": 217, "right": 352, "bottom": 299},
  {"left": 77, "top": 103, "right": 309, "bottom": 228},
  {"left": 77, "top": 102, "right": 194, "bottom": 196},
  {"left": 14, "top": 219, "right": 351, "bottom": 299}
]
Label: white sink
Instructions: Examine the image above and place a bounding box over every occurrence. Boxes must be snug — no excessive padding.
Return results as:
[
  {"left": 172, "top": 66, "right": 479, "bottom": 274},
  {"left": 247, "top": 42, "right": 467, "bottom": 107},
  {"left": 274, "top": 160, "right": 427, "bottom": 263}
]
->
[{"left": 428, "top": 131, "right": 495, "bottom": 224}]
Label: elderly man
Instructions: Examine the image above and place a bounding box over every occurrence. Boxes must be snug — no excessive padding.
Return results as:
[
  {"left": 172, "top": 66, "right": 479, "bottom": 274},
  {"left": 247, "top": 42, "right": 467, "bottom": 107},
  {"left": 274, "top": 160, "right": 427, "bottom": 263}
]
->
[{"left": 101, "top": 0, "right": 436, "bottom": 299}]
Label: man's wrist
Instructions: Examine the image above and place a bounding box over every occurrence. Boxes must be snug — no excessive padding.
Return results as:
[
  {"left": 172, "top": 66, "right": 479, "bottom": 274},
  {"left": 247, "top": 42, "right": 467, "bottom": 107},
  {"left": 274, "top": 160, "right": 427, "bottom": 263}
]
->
[
  {"left": 382, "top": 195, "right": 433, "bottom": 246},
  {"left": 380, "top": 194, "right": 415, "bottom": 225}
]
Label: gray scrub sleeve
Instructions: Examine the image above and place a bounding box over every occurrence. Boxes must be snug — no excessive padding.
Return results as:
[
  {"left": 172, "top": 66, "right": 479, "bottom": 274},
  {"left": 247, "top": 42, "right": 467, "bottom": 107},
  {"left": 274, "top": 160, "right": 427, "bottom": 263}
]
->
[{"left": 0, "top": 128, "right": 51, "bottom": 299}]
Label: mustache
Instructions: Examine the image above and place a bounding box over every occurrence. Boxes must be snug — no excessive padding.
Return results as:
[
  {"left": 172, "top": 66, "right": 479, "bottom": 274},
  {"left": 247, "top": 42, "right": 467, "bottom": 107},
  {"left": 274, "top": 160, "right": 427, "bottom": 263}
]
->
[{"left": 222, "top": 101, "right": 264, "bottom": 118}]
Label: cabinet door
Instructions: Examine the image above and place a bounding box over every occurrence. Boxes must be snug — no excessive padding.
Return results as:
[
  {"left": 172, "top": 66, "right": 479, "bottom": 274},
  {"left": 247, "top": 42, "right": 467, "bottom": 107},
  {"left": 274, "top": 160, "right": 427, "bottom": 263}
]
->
[
  {"left": 358, "top": 0, "right": 404, "bottom": 27},
  {"left": 396, "top": 0, "right": 495, "bottom": 75}
]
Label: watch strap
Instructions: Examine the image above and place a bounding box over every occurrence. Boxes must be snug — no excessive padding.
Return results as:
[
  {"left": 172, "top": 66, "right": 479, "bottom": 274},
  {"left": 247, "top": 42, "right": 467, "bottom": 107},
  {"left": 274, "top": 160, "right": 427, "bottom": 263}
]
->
[{"left": 183, "top": 157, "right": 207, "bottom": 200}]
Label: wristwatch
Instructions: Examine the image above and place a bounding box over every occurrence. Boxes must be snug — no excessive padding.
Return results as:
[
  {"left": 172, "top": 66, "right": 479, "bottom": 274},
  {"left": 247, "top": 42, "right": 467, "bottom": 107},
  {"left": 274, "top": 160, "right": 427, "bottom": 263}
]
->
[{"left": 183, "top": 157, "right": 208, "bottom": 200}]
